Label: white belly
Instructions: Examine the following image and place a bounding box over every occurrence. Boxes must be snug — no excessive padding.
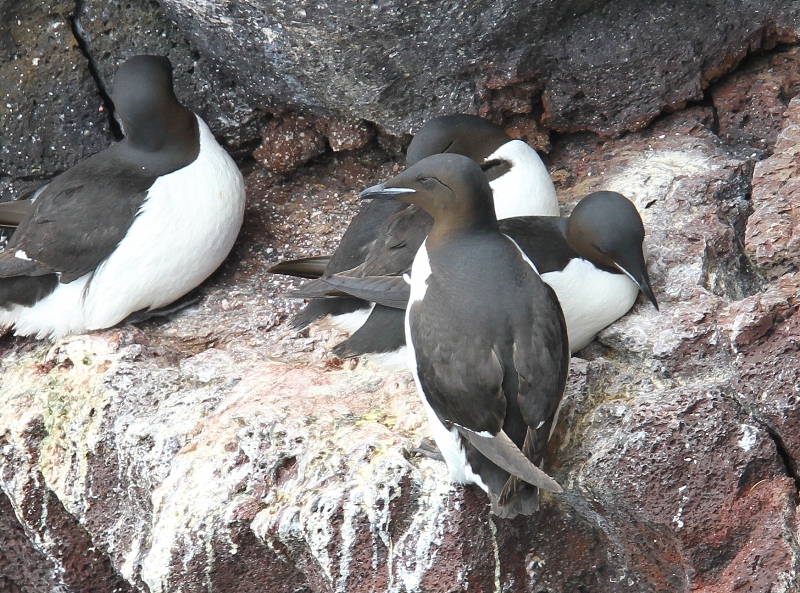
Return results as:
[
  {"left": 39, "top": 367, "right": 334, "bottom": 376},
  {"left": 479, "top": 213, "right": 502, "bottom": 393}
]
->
[
  {"left": 1, "top": 116, "right": 245, "bottom": 340},
  {"left": 542, "top": 259, "right": 639, "bottom": 352},
  {"left": 327, "top": 302, "right": 375, "bottom": 333},
  {"left": 362, "top": 346, "right": 409, "bottom": 372}
]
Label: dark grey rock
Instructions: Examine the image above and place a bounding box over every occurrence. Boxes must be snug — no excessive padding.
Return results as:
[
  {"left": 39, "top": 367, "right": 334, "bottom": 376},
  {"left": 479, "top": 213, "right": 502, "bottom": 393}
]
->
[
  {"left": 0, "top": 0, "right": 108, "bottom": 201},
  {"left": 0, "top": 0, "right": 271, "bottom": 204},
  {"left": 74, "top": 0, "right": 268, "bottom": 154},
  {"left": 158, "top": 0, "right": 800, "bottom": 135},
  {"left": 3, "top": 0, "right": 799, "bottom": 201}
]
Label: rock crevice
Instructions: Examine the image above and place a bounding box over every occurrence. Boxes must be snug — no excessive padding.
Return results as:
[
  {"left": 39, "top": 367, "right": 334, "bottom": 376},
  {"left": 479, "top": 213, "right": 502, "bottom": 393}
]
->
[{"left": 70, "top": 0, "right": 122, "bottom": 140}]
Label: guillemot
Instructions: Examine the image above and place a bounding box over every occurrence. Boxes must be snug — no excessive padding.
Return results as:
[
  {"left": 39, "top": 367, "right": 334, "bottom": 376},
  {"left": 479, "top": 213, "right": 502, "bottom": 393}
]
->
[
  {"left": 317, "top": 191, "right": 658, "bottom": 366},
  {"left": 0, "top": 55, "right": 246, "bottom": 339},
  {"left": 500, "top": 191, "right": 658, "bottom": 350},
  {"left": 361, "top": 153, "right": 569, "bottom": 517},
  {"left": 272, "top": 114, "right": 559, "bottom": 336}
]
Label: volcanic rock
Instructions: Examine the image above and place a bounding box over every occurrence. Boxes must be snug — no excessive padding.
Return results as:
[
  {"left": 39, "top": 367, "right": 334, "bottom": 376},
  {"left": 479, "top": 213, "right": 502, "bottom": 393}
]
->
[
  {"left": 0, "top": 0, "right": 108, "bottom": 201},
  {"left": 157, "top": 0, "right": 800, "bottom": 135},
  {"left": 1, "top": 4, "right": 800, "bottom": 592}
]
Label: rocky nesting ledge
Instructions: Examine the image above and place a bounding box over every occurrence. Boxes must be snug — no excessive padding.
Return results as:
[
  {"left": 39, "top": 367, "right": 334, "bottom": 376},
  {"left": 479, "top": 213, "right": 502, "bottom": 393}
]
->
[{"left": 2, "top": 2, "right": 800, "bottom": 592}]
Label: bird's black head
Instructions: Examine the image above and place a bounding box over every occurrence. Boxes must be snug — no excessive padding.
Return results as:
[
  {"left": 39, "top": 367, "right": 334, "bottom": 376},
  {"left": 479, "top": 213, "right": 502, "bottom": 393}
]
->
[
  {"left": 360, "top": 153, "right": 499, "bottom": 242},
  {"left": 112, "top": 55, "right": 194, "bottom": 154},
  {"left": 406, "top": 115, "right": 512, "bottom": 167},
  {"left": 567, "top": 191, "right": 658, "bottom": 309}
]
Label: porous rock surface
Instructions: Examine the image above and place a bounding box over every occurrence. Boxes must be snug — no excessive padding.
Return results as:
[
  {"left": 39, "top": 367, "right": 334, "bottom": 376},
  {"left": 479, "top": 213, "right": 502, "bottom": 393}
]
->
[
  {"left": 3, "top": 0, "right": 800, "bottom": 202},
  {"left": 73, "top": 0, "right": 268, "bottom": 155},
  {"left": 159, "top": 0, "right": 800, "bottom": 136},
  {"left": 0, "top": 0, "right": 109, "bottom": 202},
  {"left": 3, "top": 44, "right": 800, "bottom": 589},
  {"left": 2, "top": 4, "right": 800, "bottom": 592}
]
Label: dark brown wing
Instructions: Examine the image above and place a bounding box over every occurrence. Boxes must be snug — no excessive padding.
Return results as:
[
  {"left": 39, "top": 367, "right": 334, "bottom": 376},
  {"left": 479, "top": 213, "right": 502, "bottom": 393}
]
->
[{"left": 5, "top": 147, "right": 155, "bottom": 282}]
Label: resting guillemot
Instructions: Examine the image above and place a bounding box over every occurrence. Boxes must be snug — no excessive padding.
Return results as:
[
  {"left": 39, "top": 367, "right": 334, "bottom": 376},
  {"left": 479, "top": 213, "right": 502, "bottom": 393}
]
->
[
  {"left": 319, "top": 191, "right": 658, "bottom": 365},
  {"left": 361, "top": 153, "right": 568, "bottom": 517},
  {"left": 0, "top": 55, "right": 246, "bottom": 339},
  {"left": 271, "top": 114, "right": 559, "bottom": 340}
]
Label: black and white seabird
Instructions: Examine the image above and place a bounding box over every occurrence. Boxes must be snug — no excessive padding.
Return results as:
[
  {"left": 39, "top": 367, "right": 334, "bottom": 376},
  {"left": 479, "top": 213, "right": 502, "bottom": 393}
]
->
[
  {"left": 306, "top": 190, "right": 658, "bottom": 365},
  {"left": 501, "top": 191, "right": 658, "bottom": 350},
  {"left": 272, "top": 114, "right": 559, "bottom": 343},
  {"left": 0, "top": 55, "right": 246, "bottom": 339},
  {"left": 362, "top": 153, "right": 569, "bottom": 517}
]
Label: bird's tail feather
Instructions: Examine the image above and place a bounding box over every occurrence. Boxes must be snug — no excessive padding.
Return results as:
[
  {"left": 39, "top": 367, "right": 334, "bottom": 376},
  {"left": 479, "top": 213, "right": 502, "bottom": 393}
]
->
[
  {"left": 457, "top": 427, "right": 562, "bottom": 493},
  {"left": 268, "top": 255, "right": 331, "bottom": 279},
  {"left": 491, "top": 486, "right": 539, "bottom": 519}
]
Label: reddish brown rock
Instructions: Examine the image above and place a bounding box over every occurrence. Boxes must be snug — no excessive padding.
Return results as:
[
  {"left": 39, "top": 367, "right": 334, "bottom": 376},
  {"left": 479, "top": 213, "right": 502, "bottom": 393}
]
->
[
  {"left": 728, "top": 276, "right": 800, "bottom": 474},
  {"left": 0, "top": 413, "right": 135, "bottom": 593},
  {"left": 475, "top": 74, "right": 551, "bottom": 151},
  {"left": 254, "top": 113, "right": 327, "bottom": 173},
  {"left": 555, "top": 380, "right": 796, "bottom": 593},
  {"left": 713, "top": 46, "right": 800, "bottom": 151},
  {"left": 319, "top": 117, "right": 375, "bottom": 152},
  {"left": 502, "top": 112, "right": 551, "bottom": 153},
  {"left": 718, "top": 275, "right": 800, "bottom": 353},
  {"left": 0, "top": 483, "right": 59, "bottom": 592},
  {"left": 5, "top": 102, "right": 800, "bottom": 592},
  {"left": 5, "top": 43, "right": 800, "bottom": 593},
  {"left": 745, "top": 96, "right": 800, "bottom": 280}
]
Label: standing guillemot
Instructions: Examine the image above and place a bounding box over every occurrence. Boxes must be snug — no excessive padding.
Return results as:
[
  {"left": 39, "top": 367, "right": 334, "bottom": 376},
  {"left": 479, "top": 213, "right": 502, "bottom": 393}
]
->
[
  {"left": 361, "top": 153, "right": 568, "bottom": 517},
  {"left": 319, "top": 190, "right": 658, "bottom": 365},
  {"left": 0, "top": 55, "right": 246, "bottom": 339},
  {"left": 272, "top": 114, "right": 559, "bottom": 336}
]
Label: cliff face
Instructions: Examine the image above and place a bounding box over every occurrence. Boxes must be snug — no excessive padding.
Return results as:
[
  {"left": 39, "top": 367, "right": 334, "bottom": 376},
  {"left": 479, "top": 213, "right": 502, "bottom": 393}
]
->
[
  {"left": 3, "top": 0, "right": 800, "bottom": 197},
  {"left": 1, "top": 2, "right": 800, "bottom": 592}
]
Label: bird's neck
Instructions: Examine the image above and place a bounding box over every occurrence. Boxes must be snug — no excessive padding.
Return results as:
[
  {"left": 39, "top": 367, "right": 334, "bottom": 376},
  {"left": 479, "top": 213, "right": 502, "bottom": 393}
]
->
[
  {"left": 126, "top": 106, "right": 197, "bottom": 153},
  {"left": 122, "top": 110, "right": 200, "bottom": 174},
  {"left": 427, "top": 217, "right": 499, "bottom": 251}
]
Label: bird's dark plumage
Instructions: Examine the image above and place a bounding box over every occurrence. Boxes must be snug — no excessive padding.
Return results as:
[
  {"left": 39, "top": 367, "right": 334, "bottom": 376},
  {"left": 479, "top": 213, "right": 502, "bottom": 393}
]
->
[
  {"left": 305, "top": 191, "right": 658, "bottom": 358},
  {"left": 0, "top": 55, "right": 245, "bottom": 339},
  {"left": 1, "top": 55, "right": 199, "bottom": 285},
  {"left": 364, "top": 153, "right": 569, "bottom": 517},
  {"left": 271, "top": 114, "right": 559, "bottom": 341}
]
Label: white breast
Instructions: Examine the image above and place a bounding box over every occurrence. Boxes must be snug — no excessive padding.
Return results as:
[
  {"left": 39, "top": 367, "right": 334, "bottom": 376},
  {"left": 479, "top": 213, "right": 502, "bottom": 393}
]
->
[
  {"left": 487, "top": 140, "right": 560, "bottom": 219},
  {"left": 0, "top": 276, "right": 93, "bottom": 339},
  {"left": 407, "top": 240, "right": 432, "bottom": 306},
  {"left": 1, "top": 116, "right": 246, "bottom": 340},
  {"left": 362, "top": 347, "right": 409, "bottom": 372},
  {"left": 324, "top": 303, "right": 375, "bottom": 333},
  {"left": 542, "top": 259, "right": 640, "bottom": 352},
  {"left": 83, "top": 116, "right": 245, "bottom": 329}
]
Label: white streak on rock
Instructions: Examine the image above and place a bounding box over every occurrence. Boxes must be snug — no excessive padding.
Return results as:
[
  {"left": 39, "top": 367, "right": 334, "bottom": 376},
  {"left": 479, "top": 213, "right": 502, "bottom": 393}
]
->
[{"left": 738, "top": 424, "right": 759, "bottom": 452}]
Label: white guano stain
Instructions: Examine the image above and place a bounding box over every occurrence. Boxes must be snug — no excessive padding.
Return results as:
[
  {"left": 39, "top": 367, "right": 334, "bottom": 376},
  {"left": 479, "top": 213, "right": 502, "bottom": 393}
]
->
[
  {"left": 738, "top": 424, "right": 759, "bottom": 452},
  {"left": 604, "top": 148, "right": 712, "bottom": 215}
]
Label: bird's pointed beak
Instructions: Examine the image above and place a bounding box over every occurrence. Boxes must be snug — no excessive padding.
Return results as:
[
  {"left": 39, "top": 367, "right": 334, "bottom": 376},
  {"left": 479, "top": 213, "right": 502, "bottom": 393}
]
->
[
  {"left": 615, "top": 260, "right": 659, "bottom": 310},
  {"left": 636, "top": 272, "right": 659, "bottom": 310},
  {"left": 358, "top": 183, "right": 417, "bottom": 201}
]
